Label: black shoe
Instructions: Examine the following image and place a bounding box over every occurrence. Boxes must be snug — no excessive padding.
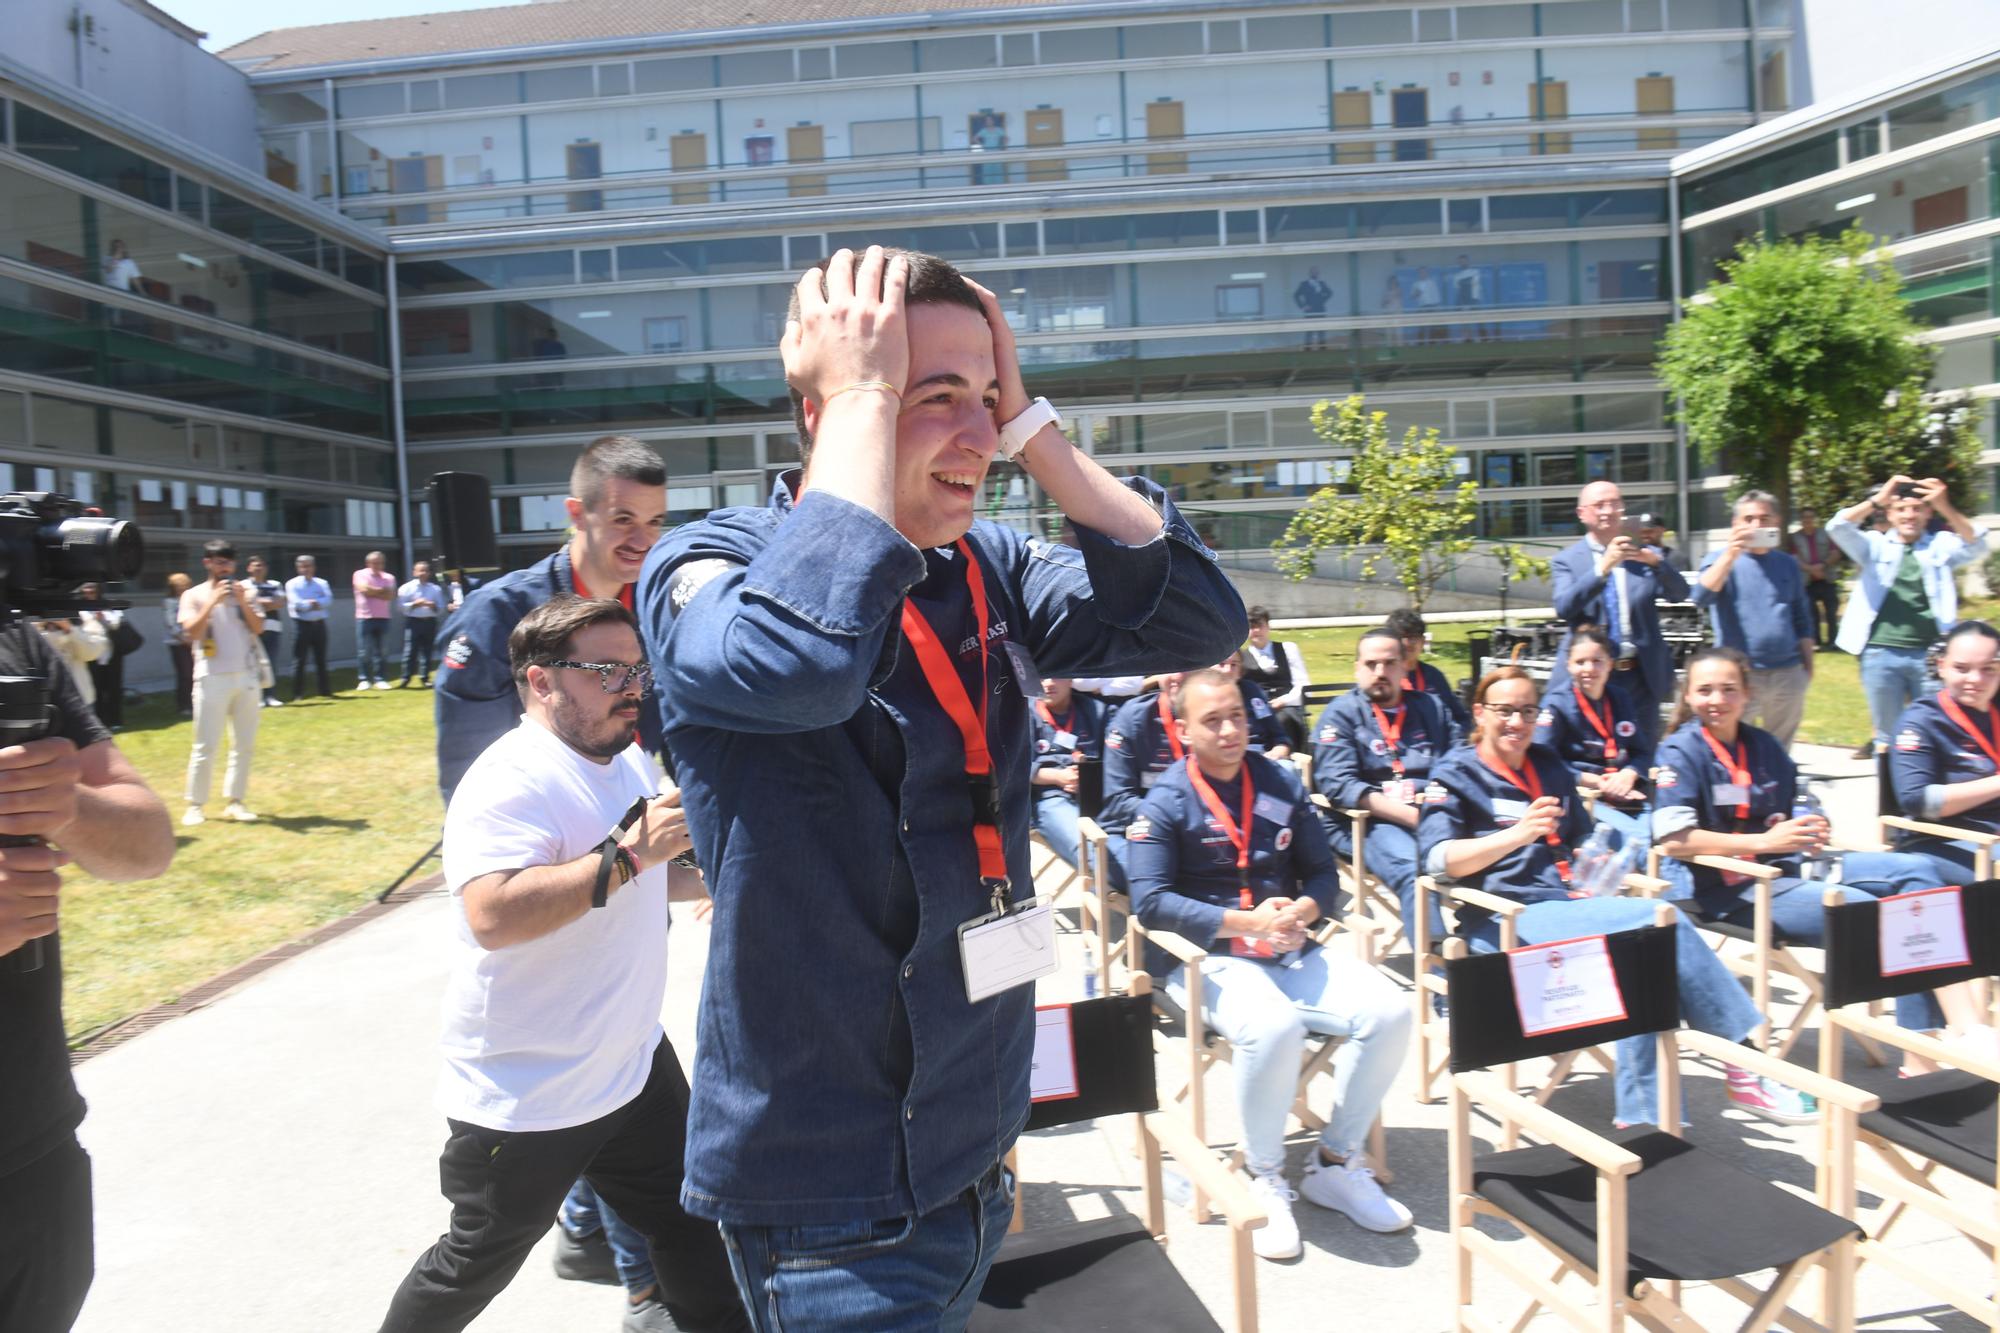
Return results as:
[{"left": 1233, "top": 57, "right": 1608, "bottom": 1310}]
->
[
  {"left": 397, "top": 678, "right": 411, "bottom": 688},
  {"left": 551, "top": 1227, "right": 619, "bottom": 1285},
  {"left": 1851, "top": 740, "right": 1876, "bottom": 760},
  {"left": 622, "top": 1294, "right": 681, "bottom": 1332}
]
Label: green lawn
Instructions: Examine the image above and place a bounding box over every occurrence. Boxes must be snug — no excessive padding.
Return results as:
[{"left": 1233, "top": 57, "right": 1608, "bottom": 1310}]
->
[{"left": 61, "top": 672, "right": 442, "bottom": 1042}]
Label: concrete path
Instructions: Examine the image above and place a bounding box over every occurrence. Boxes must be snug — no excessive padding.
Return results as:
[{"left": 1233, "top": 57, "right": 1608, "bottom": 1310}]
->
[{"left": 70, "top": 744, "right": 1986, "bottom": 1331}]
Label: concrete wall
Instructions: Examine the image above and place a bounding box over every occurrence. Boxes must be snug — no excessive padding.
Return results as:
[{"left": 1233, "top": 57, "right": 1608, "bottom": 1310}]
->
[
  {"left": 1795, "top": 0, "right": 2000, "bottom": 108},
  {"left": 13, "top": 0, "right": 261, "bottom": 171}
]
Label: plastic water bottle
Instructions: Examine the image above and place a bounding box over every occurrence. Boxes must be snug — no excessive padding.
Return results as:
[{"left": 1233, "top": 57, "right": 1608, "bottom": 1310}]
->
[
  {"left": 1081, "top": 937, "right": 1098, "bottom": 999},
  {"left": 1794, "top": 785, "right": 1829, "bottom": 880},
  {"left": 1570, "top": 825, "right": 1630, "bottom": 897}
]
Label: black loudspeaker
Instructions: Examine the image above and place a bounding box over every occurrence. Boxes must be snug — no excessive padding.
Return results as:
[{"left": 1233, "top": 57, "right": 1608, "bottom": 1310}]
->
[{"left": 428, "top": 472, "right": 501, "bottom": 575}]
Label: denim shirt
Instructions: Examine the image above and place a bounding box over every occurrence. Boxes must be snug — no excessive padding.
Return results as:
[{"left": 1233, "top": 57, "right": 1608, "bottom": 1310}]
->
[
  {"left": 639, "top": 473, "right": 1245, "bottom": 1225},
  {"left": 1827, "top": 515, "right": 1987, "bottom": 656}
]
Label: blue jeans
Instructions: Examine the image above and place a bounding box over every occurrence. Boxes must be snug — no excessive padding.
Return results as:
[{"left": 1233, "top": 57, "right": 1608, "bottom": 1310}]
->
[
  {"left": 1166, "top": 947, "right": 1409, "bottom": 1172},
  {"left": 357, "top": 618, "right": 391, "bottom": 683},
  {"left": 1330, "top": 818, "right": 1434, "bottom": 945},
  {"left": 1031, "top": 792, "right": 1081, "bottom": 869},
  {"left": 560, "top": 1178, "right": 656, "bottom": 1297},
  {"left": 720, "top": 1161, "right": 1013, "bottom": 1333},
  {"left": 1463, "top": 897, "right": 1764, "bottom": 1127},
  {"left": 1860, "top": 645, "right": 1931, "bottom": 747}
]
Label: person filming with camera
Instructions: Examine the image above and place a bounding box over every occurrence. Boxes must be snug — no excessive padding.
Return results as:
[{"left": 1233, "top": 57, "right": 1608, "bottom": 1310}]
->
[{"left": 1688, "top": 490, "right": 1817, "bottom": 747}]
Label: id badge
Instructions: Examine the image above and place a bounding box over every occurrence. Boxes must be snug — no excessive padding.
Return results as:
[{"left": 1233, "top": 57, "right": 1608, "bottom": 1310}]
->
[
  {"left": 1711, "top": 783, "right": 1748, "bottom": 807},
  {"left": 959, "top": 895, "right": 1058, "bottom": 1002}
]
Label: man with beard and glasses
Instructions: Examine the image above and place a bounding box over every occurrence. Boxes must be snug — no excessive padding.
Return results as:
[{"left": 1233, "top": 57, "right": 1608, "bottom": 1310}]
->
[{"left": 376, "top": 597, "right": 748, "bottom": 1333}]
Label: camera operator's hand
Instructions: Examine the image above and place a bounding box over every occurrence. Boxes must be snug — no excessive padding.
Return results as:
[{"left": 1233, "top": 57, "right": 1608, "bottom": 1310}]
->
[
  {"left": 0, "top": 841, "right": 72, "bottom": 957},
  {"left": 620, "top": 789, "right": 692, "bottom": 872},
  {"left": 783, "top": 246, "right": 910, "bottom": 409},
  {"left": 1872, "top": 475, "right": 1915, "bottom": 509},
  {"left": 0, "top": 737, "right": 85, "bottom": 841}
]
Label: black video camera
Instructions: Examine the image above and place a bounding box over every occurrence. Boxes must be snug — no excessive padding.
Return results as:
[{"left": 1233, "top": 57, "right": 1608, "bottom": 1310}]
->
[{"left": 0, "top": 492, "right": 143, "bottom": 974}]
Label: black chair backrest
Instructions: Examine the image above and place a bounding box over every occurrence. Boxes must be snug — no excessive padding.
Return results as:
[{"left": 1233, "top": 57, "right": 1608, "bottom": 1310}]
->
[
  {"left": 1822, "top": 879, "right": 2000, "bottom": 1008},
  {"left": 1445, "top": 924, "right": 1681, "bottom": 1072},
  {"left": 1075, "top": 756, "right": 1103, "bottom": 821},
  {"left": 1024, "top": 994, "right": 1159, "bottom": 1131},
  {"left": 1301, "top": 681, "right": 1355, "bottom": 713},
  {"left": 1877, "top": 749, "right": 1903, "bottom": 820}
]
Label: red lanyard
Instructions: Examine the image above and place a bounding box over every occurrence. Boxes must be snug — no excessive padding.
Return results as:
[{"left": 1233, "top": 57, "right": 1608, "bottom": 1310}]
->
[
  {"left": 900, "top": 541, "right": 1006, "bottom": 882},
  {"left": 1938, "top": 691, "right": 2000, "bottom": 770},
  {"left": 1185, "top": 762, "right": 1255, "bottom": 890},
  {"left": 1157, "top": 689, "right": 1185, "bottom": 762},
  {"left": 1479, "top": 749, "right": 1570, "bottom": 883},
  {"left": 1403, "top": 668, "right": 1426, "bottom": 693},
  {"left": 1573, "top": 687, "right": 1619, "bottom": 766},
  {"left": 570, "top": 566, "right": 634, "bottom": 610},
  {"left": 1698, "top": 725, "right": 1752, "bottom": 822},
  {"left": 1370, "top": 702, "right": 1407, "bottom": 778},
  {"left": 1034, "top": 699, "right": 1075, "bottom": 735}
]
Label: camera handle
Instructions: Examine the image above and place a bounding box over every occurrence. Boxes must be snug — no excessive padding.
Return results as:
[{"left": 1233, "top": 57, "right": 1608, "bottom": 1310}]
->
[{"left": 0, "top": 672, "right": 56, "bottom": 974}]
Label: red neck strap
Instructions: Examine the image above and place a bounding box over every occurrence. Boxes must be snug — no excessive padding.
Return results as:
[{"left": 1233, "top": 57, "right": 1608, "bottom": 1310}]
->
[
  {"left": 1185, "top": 761, "right": 1255, "bottom": 887},
  {"left": 1370, "top": 701, "right": 1407, "bottom": 778},
  {"left": 1157, "top": 689, "right": 1185, "bottom": 762},
  {"left": 1938, "top": 691, "right": 2000, "bottom": 770},
  {"left": 1573, "top": 687, "right": 1618, "bottom": 764},
  {"left": 1478, "top": 748, "right": 1571, "bottom": 881},
  {"left": 1697, "top": 725, "right": 1752, "bottom": 821},
  {"left": 900, "top": 542, "right": 1006, "bottom": 881}
]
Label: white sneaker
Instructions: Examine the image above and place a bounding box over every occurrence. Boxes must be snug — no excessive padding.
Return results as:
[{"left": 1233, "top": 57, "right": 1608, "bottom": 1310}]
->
[
  {"left": 265, "top": 697, "right": 285, "bottom": 708},
  {"left": 1301, "top": 1152, "right": 1413, "bottom": 1233},
  {"left": 222, "top": 802, "right": 258, "bottom": 823},
  {"left": 181, "top": 806, "right": 205, "bottom": 827},
  {"left": 377, "top": 679, "right": 395, "bottom": 690},
  {"left": 1246, "top": 1169, "right": 1302, "bottom": 1260}
]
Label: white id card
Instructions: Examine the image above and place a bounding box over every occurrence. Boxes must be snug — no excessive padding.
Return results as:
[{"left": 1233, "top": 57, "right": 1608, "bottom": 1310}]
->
[
  {"left": 960, "top": 896, "right": 1058, "bottom": 1002},
  {"left": 1252, "top": 793, "right": 1293, "bottom": 826},
  {"left": 1053, "top": 730, "right": 1077, "bottom": 750},
  {"left": 1711, "top": 783, "right": 1748, "bottom": 807},
  {"left": 1030, "top": 1005, "right": 1080, "bottom": 1103},
  {"left": 1493, "top": 797, "right": 1528, "bottom": 822},
  {"left": 1508, "top": 934, "right": 1628, "bottom": 1038},
  {"left": 1879, "top": 885, "right": 1972, "bottom": 976}
]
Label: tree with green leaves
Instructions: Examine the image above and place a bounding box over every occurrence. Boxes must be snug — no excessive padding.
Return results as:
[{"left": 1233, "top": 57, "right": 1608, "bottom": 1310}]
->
[
  {"left": 1791, "top": 384, "right": 1984, "bottom": 521},
  {"left": 1658, "top": 228, "right": 1935, "bottom": 517},
  {"left": 1274, "top": 395, "right": 1481, "bottom": 610}
]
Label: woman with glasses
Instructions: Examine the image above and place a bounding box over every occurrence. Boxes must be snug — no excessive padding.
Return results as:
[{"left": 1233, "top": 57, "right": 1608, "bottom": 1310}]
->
[{"left": 1418, "top": 667, "right": 1800, "bottom": 1129}]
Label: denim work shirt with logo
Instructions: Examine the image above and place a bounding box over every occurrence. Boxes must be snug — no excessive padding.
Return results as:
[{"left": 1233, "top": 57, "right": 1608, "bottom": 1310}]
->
[{"left": 639, "top": 472, "right": 1246, "bottom": 1225}]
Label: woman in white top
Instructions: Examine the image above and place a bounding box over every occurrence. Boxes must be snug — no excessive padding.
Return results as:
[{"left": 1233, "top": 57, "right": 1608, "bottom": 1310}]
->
[{"left": 37, "top": 616, "right": 108, "bottom": 707}]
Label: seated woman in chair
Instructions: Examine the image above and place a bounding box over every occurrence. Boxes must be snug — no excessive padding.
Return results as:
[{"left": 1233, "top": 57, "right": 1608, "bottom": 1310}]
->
[
  {"left": 1651, "top": 646, "right": 1956, "bottom": 1045},
  {"left": 1417, "top": 666, "right": 1803, "bottom": 1127},
  {"left": 1029, "top": 676, "right": 1105, "bottom": 870},
  {"left": 1534, "top": 626, "right": 1655, "bottom": 853},
  {"left": 1126, "top": 669, "right": 1412, "bottom": 1262}
]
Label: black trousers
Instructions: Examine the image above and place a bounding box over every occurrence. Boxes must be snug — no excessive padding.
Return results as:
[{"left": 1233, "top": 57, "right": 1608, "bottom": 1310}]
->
[
  {"left": 378, "top": 1038, "right": 749, "bottom": 1333},
  {"left": 87, "top": 655, "right": 122, "bottom": 728},
  {"left": 0, "top": 1135, "right": 93, "bottom": 1333},
  {"left": 1806, "top": 578, "right": 1840, "bottom": 646},
  {"left": 402, "top": 620, "right": 438, "bottom": 683},
  {"left": 1272, "top": 704, "right": 1308, "bottom": 752},
  {"left": 291, "top": 620, "right": 331, "bottom": 697}
]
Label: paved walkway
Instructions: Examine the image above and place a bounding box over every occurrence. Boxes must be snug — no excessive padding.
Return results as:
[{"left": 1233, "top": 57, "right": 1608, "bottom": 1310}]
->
[{"left": 70, "top": 745, "right": 1984, "bottom": 1331}]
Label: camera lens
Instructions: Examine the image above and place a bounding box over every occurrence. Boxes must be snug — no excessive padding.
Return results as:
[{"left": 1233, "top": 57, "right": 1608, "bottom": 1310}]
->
[{"left": 51, "top": 516, "right": 142, "bottom": 583}]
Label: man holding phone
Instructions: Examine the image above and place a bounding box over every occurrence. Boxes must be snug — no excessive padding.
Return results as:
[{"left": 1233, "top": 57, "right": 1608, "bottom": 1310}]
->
[
  {"left": 1690, "top": 490, "right": 1817, "bottom": 746},
  {"left": 1829, "top": 475, "right": 1989, "bottom": 758},
  {"left": 178, "top": 539, "right": 264, "bottom": 825},
  {"left": 1549, "top": 480, "right": 1688, "bottom": 741}
]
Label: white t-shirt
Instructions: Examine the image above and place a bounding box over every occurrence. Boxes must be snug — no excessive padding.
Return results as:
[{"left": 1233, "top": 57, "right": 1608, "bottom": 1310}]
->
[
  {"left": 178, "top": 584, "right": 260, "bottom": 679},
  {"left": 437, "top": 718, "right": 669, "bottom": 1131}
]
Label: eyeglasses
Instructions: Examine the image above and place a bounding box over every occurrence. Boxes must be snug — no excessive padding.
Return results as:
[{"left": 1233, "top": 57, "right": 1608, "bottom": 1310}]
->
[
  {"left": 545, "top": 659, "right": 655, "bottom": 693},
  {"left": 1478, "top": 704, "right": 1538, "bottom": 720}
]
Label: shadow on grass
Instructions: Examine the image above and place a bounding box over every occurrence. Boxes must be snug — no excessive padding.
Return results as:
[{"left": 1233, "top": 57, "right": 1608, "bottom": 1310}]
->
[{"left": 257, "top": 814, "right": 370, "bottom": 834}]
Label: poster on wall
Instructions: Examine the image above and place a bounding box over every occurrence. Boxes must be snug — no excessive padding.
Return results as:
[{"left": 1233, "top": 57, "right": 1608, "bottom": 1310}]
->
[{"left": 744, "top": 135, "right": 774, "bottom": 165}]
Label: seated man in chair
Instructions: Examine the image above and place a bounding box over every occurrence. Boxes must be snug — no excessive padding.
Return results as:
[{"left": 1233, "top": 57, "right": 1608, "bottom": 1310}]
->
[{"left": 1126, "top": 669, "right": 1412, "bottom": 1261}]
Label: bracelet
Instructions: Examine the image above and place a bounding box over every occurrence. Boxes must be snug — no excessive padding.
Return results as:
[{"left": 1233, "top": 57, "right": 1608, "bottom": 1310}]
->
[{"left": 821, "top": 380, "right": 901, "bottom": 407}]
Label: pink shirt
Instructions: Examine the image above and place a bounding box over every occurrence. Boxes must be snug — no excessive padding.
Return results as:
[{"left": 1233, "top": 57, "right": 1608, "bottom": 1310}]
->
[{"left": 353, "top": 568, "right": 396, "bottom": 619}]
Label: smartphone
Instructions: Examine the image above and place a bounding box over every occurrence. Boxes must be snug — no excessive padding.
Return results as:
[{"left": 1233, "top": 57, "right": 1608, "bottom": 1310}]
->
[
  {"left": 1748, "top": 526, "right": 1781, "bottom": 552},
  {"left": 1893, "top": 481, "right": 1924, "bottom": 499},
  {"left": 1616, "top": 515, "right": 1644, "bottom": 539}
]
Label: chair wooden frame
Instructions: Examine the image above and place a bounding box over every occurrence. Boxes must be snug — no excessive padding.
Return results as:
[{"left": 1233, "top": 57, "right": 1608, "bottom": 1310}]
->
[
  {"left": 1077, "top": 817, "right": 1127, "bottom": 998},
  {"left": 1814, "top": 887, "right": 2000, "bottom": 1330},
  {"left": 1877, "top": 747, "right": 2000, "bottom": 882},
  {"left": 1027, "top": 827, "right": 1084, "bottom": 907},
  {"left": 1446, "top": 917, "right": 1877, "bottom": 1333},
  {"left": 1411, "top": 871, "right": 1667, "bottom": 1107}
]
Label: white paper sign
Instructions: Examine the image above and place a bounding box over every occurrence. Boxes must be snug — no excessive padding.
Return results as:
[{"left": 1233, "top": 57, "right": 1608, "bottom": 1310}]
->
[
  {"left": 1879, "top": 885, "right": 1972, "bottom": 977},
  {"left": 1508, "top": 934, "right": 1629, "bottom": 1038},
  {"left": 1030, "top": 1005, "right": 1080, "bottom": 1103}
]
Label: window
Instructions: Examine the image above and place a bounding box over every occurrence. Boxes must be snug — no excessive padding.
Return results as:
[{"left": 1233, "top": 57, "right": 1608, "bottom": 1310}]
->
[
  {"left": 1668, "top": 0, "right": 1742, "bottom": 30},
  {"left": 1356, "top": 199, "right": 1441, "bottom": 236},
  {"left": 920, "top": 35, "right": 998, "bottom": 70},
  {"left": 13, "top": 105, "right": 171, "bottom": 210},
  {"left": 798, "top": 48, "right": 832, "bottom": 80},
  {"left": 1123, "top": 22, "right": 1202, "bottom": 58},
  {"left": 409, "top": 80, "right": 442, "bottom": 112},
  {"left": 1330, "top": 9, "right": 1412, "bottom": 45},
  {"left": 1457, "top": 4, "right": 1535, "bottom": 38},
  {"left": 1266, "top": 203, "right": 1350, "bottom": 243},
  {"left": 1206, "top": 20, "right": 1244, "bottom": 53},
  {"left": 1215, "top": 283, "right": 1263, "bottom": 320},
  {"left": 635, "top": 57, "right": 712, "bottom": 93},
  {"left": 1132, "top": 211, "right": 1219, "bottom": 249},
  {"left": 1225, "top": 209, "right": 1261, "bottom": 244},
  {"left": 1540, "top": 0, "right": 1627, "bottom": 34},
  {"left": 1247, "top": 15, "right": 1324, "bottom": 50},
  {"left": 597, "top": 65, "right": 630, "bottom": 97},
  {"left": 839, "top": 42, "right": 916, "bottom": 77},
  {"left": 1001, "top": 33, "right": 1036, "bottom": 66},
  {"left": 443, "top": 73, "right": 518, "bottom": 110},
  {"left": 579, "top": 249, "right": 613, "bottom": 283},
  {"left": 1416, "top": 8, "right": 1452, "bottom": 41},
  {"left": 1004, "top": 222, "right": 1039, "bottom": 256},
  {"left": 643, "top": 316, "right": 687, "bottom": 353},
  {"left": 523, "top": 66, "right": 594, "bottom": 102},
  {"left": 718, "top": 50, "right": 794, "bottom": 86},
  {"left": 337, "top": 83, "right": 405, "bottom": 118},
  {"left": 1040, "top": 27, "right": 1119, "bottom": 63},
  {"left": 1448, "top": 199, "right": 1483, "bottom": 233}
]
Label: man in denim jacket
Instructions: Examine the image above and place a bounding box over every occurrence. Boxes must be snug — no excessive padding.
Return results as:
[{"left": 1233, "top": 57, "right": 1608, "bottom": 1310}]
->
[
  {"left": 1828, "top": 474, "right": 1988, "bottom": 756},
  {"left": 639, "top": 246, "right": 1245, "bottom": 1331}
]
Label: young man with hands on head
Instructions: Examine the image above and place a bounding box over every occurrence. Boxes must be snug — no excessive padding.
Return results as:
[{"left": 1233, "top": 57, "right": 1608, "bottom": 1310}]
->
[
  {"left": 640, "top": 245, "right": 1243, "bottom": 1331},
  {"left": 376, "top": 596, "right": 746, "bottom": 1333},
  {"left": 1127, "top": 669, "right": 1411, "bottom": 1261}
]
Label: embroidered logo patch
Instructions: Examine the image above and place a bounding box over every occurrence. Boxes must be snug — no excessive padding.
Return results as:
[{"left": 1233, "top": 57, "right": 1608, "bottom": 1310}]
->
[
  {"left": 1895, "top": 730, "right": 1923, "bottom": 752},
  {"left": 1317, "top": 725, "right": 1340, "bottom": 743},
  {"left": 1126, "top": 816, "right": 1152, "bottom": 841},
  {"left": 1615, "top": 720, "right": 1637, "bottom": 737},
  {"left": 1536, "top": 709, "right": 1554, "bottom": 727},
  {"left": 1275, "top": 827, "right": 1293, "bottom": 851},
  {"left": 443, "top": 635, "right": 473, "bottom": 669},
  {"left": 1106, "top": 730, "right": 1126, "bottom": 751},
  {"left": 1652, "top": 765, "right": 1678, "bottom": 789}
]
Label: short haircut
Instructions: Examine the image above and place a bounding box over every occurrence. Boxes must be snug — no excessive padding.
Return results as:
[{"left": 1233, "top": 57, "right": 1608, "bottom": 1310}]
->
[
  {"left": 1355, "top": 627, "right": 1404, "bottom": 658},
  {"left": 1733, "top": 489, "right": 1780, "bottom": 518},
  {"left": 1945, "top": 620, "right": 2000, "bottom": 652},
  {"left": 1169, "top": 667, "right": 1237, "bottom": 719},
  {"left": 1473, "top": 665, "right": 1538, "bottom": 706},
  {"left": 202, "top": 538, "right": 235, "bottom": 559},
  {"left": 295, "top": 554, "right": 315, "bottom": 564},
  {"left": 1246, "top": 605, "right": 1271, "bottom": 627},
  {"left": 1383, "top": 607, "right": 1425, "bottom": 641},
  {"left": 570, "top": 435, "right": 667, "bottom": 511},
  {"left": 365, "top": 550, "right": 385, "bottom": 562},
  {"left": 1567, "top": 624, "right": 1616, "bottom": 657},
  {"left": 508, "top": 594, "right": 638, "bottom": 691},
  {"left": 787, "top": 249, "right": 986, "bottom": 467}
]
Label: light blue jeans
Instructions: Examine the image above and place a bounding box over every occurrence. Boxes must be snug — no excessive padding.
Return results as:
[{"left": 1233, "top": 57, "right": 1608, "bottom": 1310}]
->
[
  {"left": 720, "top": 1161, "right": 1012, "bottom": 1333},
  {"left": 1463, "top": 896, "right": 1764, "bottom": 1127},
  {"left": 1030, "top": 792, "right": 1081, "bottom": 869},
  {"left": 1167, "top": 946, "right": 1410, "bottom": 1174},
  {"left": 1859, "top": 644, "right": 1931, "bottom": 747},
  {"left": 560, "top": 1177, "right": 656, "bottom": 1297}
]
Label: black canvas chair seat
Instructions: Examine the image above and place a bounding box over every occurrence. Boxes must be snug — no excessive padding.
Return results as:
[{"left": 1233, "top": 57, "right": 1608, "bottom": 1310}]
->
[
  {"left": 1858, "top": 1069, "right": 1998, "bottom": 1187},
  {"left": 1684, "top": 909, "right": 1804, "bottom": 949},
  {"left": 1472, "top": 1126, "right": 1861, "bottom": 1288},
  {"left": 970, "top": 1214, "right": 1225, "bottom": 1332}
]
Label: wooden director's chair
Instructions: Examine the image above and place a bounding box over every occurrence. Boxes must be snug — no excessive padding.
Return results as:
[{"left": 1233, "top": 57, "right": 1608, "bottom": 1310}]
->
[
  {"left": 1445, "top": 912, "right": 1874, "bottom": 1332},
  {"left": 1877, "top": 748, "right": 2000, "bottom": 880},
  {"left": 976, "top": 994, "right": 1266, "bottom": 1333},
  {"left": 1815, "top": 879, "right": 2000, "bottom": 1330}
]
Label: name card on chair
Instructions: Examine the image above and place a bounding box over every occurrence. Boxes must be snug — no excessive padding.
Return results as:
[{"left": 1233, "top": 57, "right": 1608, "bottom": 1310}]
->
[
  {"left": 1879, "top": 885, "right": 1972, "bottom": 976},
  {"left": 1509, "top": 934, "right": 1628, "bottom": 1038},
  {"left": 1030, "top": 1004, "right": 1080, "bottom": 1102}
]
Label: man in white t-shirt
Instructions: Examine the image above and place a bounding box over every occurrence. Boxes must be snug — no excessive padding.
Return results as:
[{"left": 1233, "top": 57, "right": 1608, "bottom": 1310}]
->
[
  {"left": 377, "top": 596, "right": 747, "bottom": 1333},
  {"left": 178, "top": 539, "right": 264, "bottom": 827}
]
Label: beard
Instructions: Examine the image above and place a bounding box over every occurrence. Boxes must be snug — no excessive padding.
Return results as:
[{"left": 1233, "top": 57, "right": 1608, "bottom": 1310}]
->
[{"left": 550, "top": 690, "right": 637, "bottom": 760}]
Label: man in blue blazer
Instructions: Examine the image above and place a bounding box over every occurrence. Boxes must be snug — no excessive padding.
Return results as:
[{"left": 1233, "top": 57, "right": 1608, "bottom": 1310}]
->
[{"left": 1548, "top": 480, "right": 1688, "bottom": 740}]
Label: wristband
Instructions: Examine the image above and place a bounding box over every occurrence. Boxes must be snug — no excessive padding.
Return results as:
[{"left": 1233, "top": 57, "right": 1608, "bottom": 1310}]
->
[
  {"left": 821, "top": 380, "right": 901, "bottom": 408},
  {"left": 997, "top": 396, "right": 1062, "bottom": 461}
]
